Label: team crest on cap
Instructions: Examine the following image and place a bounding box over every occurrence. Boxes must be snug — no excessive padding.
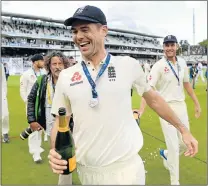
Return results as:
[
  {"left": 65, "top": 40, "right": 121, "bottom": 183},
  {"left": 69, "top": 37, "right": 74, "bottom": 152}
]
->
[
  {"left": 76, "top": 6, "right": 86, "bottom": 14},
  {"left": 167, "top": 35, "right": 171, "bottom": 39}
]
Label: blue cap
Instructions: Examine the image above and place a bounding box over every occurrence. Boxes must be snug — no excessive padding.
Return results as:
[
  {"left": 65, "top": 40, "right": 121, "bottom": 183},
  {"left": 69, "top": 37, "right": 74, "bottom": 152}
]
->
[
  {"left": 64, "top": 5, "right": 107, "bottom": 26},
  {"left": 163, "top": 35, "right": 178, "bottom": 44}
]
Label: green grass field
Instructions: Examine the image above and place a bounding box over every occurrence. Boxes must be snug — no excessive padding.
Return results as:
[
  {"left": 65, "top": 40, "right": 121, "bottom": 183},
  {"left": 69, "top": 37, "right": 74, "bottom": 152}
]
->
[{"left": 2, "top": 75, "right": 207, "bottom": 185}]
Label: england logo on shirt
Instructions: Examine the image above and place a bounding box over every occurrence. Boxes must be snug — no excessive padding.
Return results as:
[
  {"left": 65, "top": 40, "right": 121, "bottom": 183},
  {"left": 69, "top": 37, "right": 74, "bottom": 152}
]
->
[{"left": 108, "top": 66, "right": 116, "bottom": 82}]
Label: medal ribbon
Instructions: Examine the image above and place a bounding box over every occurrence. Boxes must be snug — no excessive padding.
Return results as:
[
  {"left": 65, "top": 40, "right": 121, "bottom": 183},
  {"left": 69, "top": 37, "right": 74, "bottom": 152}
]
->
[
  {"left": 166, "top": 60, "right": 180, "bottom": 85},
  {"left": 81, "top": 53, "right": 111, "bottom": 99}
]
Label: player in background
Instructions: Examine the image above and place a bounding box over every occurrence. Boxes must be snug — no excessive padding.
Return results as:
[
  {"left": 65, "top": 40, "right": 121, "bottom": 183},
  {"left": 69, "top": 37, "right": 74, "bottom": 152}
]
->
[
  {"left": 138, "top": 35, "right": 201, "bottom": 185},
  {"left": 20, "top": 54, "right": 46, "bottom": 163}
]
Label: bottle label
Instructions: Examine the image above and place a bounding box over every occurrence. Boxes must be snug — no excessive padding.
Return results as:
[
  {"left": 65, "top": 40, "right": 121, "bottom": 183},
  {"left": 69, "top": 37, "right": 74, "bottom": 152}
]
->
[
  {"left": 133, "top": 113, "right": 138, "bottom": 120},
  {"left": 69, "top": 156, "right": 76, "bottom": 172},
  {"left": 58, "top": 127, "right": 69, "bottom": 133}
]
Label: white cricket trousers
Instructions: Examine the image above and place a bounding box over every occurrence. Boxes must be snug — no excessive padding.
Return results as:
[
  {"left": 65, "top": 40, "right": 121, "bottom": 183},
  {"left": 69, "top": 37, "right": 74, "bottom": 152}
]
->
[
  {"left": 28, "top": 130, "right": 44, "bottom": 155},
  {"left": 159, "top": 101, "right": 190, "bottom": 185},
  {"left": 76, "top": 155, "right": 145, "bottom": 185},
  {"left": 2, "top": 97, "right": 9, "bottom": 135},
  {"left": 2, "top": 116, "right": 9, "bottom": 135},
  {"left": 58, "top": 174, "right": 72, "bottom": 185},
  {"left": 196, "top": 70, "right": 205, "bottom": 82},
  {"left": 25, "top": 104, "right": 44, "bottom": 156}
]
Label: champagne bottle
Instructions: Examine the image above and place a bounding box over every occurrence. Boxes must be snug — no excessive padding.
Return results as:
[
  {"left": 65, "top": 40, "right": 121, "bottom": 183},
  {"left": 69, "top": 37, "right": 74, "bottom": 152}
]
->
[
  {"left": 133, "top": 111, "right": 140, "bottom": 126},
  {"left": 55, "top": 107, "right": 76, "bottom": 175}
]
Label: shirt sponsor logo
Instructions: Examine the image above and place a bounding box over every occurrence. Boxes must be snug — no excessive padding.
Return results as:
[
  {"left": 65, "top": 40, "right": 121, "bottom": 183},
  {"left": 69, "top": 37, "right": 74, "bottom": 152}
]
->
[
  {"left": 164, "top": 67, "right": 170, "bottom": 73},
  {"left": 70, "top": 72, "right": 83, "bottom": 86},
  {"left": 31, "top": 74, "right": 35, "bottom": 80}
]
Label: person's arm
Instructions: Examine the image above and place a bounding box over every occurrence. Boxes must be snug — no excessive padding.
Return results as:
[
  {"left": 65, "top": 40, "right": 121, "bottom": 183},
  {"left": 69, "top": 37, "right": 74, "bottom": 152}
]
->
[
  {"left": 183, "top": 82, "right": 201, "bottom": 118},
  {"left": 27, "top": 81, "right": 39, "bottom": 123},
  {"left": 143, "top": 89, "right": 186, "bottom": 132},
  {"left": 27, "top": 80, "right": 43, "bottom": 131},
  {"left": 132, "top": 58, "right": 198, "bottom": 157},
  {"left": 136, "top": 62, "right": 160, "bottom": 116},
  {"left": 20, "top": 73, "right": 28, "bottom": 102},
  {"left": 137, "top": 97, "right": 147, "bottom": 116},
  {"left": 142, "top": 89, "right": 198, "bottom": 157},
  {"left": 2, "top": 64, "right": 7, "bottom": 96},
  {"left": 183, "top": 62, "right": 201, "bottom": 118}
]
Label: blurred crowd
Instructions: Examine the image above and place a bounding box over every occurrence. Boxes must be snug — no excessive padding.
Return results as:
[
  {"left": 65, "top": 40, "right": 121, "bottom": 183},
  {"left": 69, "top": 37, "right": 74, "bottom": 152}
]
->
[
  {"left": 190, "top": 45, "right": 206, "bottom": 55},
  {"left": 2, "top": 17, "right": 161, "bottom": 49}
]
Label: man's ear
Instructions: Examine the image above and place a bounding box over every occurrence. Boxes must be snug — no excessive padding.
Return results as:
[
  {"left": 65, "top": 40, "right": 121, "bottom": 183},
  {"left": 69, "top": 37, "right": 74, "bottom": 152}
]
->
[
  {"left": 102, "top": 25, "right": 108, "bottom": 37},
  {"left": 176, "top": 43, "right": 180, "bottom": 50}
]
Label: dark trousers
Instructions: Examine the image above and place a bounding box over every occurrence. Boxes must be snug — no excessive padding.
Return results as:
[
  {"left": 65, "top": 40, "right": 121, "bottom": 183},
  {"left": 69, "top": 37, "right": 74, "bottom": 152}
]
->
[
  {"left": 190, "top": 77, "right": 196, "bottom": 89},
  {"left": 131, "top": 89, "right": 133, "bottom": 97},
  {"left": 6, "top": 74, "right": 9, "bottom": 81}
]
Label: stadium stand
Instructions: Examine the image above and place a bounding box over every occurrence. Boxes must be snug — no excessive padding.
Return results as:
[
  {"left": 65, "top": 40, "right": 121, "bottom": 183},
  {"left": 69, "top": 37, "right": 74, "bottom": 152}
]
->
[
  {"left": 1, "top": 12, "right": 207, "bottom": 74},
  {"left": 1, "top": 12, "right": 164, "bottom": 74}
]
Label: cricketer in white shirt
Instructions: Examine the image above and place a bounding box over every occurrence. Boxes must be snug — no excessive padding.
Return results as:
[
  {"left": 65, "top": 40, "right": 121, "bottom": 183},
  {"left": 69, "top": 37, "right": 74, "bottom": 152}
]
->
[
  {"left": 48, "top": 8, "right": 198, "bottom": 185},
  {"left": 196, "top": 62, "right": 205, "bottom": 82},
  {"left": 20, "top": 65, "right": 46, "bottom": 162},
  {"left": 146, "top": 55, "right": 200, "bottom": 185}
]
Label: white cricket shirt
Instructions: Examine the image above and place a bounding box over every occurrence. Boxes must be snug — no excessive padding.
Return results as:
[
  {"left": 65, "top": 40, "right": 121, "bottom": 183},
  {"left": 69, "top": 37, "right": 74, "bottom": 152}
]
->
[
  {"left": 148, "top": 56, "right": 189, "bottom": 103},
  {"left": 45, "top": 75, "right": 56, "bottom": 136},
  {"left": 20, "top": 68, "right": 46, "bottom": 102},
  {"left": 51, "top": 55, "right": 151, "bottom": 167},
  {"left": 144, "top": 63, "right": 150, "bottom": 74},
  {"left": 197, "top": 62, "right": 203, "bottom": 72}
]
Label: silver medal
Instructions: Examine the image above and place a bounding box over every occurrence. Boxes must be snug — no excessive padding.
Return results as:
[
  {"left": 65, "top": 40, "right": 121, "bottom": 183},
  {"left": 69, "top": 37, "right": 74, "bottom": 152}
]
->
[{"left": 89, "top": 98, "right": 99, "bottom": 108}]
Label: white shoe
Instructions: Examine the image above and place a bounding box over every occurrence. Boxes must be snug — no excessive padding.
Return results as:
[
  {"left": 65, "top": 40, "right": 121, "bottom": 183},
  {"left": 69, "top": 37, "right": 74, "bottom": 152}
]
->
[
  {"left": 159, "top": 149, "right": 169, "bottom": 170},
  {"left": 171, "top": 181, "right": 180, "bottom": 185}
]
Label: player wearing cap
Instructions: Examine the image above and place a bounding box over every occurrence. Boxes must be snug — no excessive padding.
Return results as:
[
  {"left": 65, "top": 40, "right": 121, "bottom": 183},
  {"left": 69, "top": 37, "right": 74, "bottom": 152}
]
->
[
  {"left": 69, "top": 56, "right": 77, "bottom": 66},
  {"left": 139, "top": 35, "right": 201, "bottom": 185},
  {"left": 189, "top": 63, "right": 198, "bottom": 89},
  {"left": 20, "top": 54, "right": 46, "bottom": 163},
  {"left": 48, "top": 6, "right": 198, "bottom": 185},
  {"left": 196, "top": 61, "right": 205, "bottom": 83}
]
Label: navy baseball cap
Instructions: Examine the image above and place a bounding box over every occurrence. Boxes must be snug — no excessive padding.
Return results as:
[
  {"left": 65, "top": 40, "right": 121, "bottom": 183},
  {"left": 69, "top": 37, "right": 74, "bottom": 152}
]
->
[
  {"left": 64, "top": 5, "right": 107, "bottom": 26},
  {"left": 163, "top": 35, "right": 178, "bottom": 44},
  {"left": 31, "top": 54, "right": 44, "bottom": 63}
]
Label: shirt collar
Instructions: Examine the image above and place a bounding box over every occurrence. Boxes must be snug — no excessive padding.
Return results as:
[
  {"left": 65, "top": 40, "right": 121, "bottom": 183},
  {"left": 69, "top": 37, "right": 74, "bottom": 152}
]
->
[
  {"left": 163, "top": 56, "right": 178, "bottom": 65},
  {"left": 83, "top": 54, "right": 108, "bottom": 66}
]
